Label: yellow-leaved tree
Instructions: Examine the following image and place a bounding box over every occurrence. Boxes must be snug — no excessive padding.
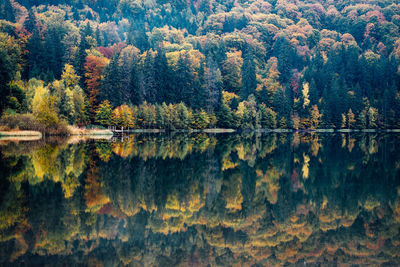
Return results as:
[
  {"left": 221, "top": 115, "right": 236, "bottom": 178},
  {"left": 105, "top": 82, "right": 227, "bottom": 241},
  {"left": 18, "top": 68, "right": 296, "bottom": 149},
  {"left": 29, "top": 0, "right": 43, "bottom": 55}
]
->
[
  {"left": 32, "top": 85, "right": 59, "bottom": 127},
  {"left": 112, "top": 105, "right": 134, "bottom": 129}
]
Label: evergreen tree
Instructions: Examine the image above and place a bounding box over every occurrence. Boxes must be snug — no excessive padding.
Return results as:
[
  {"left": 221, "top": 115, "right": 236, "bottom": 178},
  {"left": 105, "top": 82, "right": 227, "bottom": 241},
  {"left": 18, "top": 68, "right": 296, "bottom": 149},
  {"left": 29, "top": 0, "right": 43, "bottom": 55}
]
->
[
  {"left": 230, "top": 97, "right": 239, "bottom": 110},
  {"left": 176, "top": 102, "right": 189, "bottom": 129},
  {"left": 25, "top": 28, "right": 46, "bottom": 79},
  {"left": 128, "top": 60, "right": 141, "bottom": 105},
  {"left": 0, "top": 45, "right": 14, "bottom": 112},
  {"left": 95, "top": 26, "right": 102, "bottom": 46},
  {"left": 241, "top": 49, "right": 257, "bottom": 100},
  {"left": 217, "top": 102, "right": 235, "bottom": 128},
  {"left": 75, "top": 22, "right": 93, "bottom": 86},
  {"left": 96, "top": 100, "right": 113, "bottom": 126},
  {"left": 44, "top": 28, "right": 64, "bottom": 80},
  {"left": 154, "top": 49, "right": 171, "bottom": 103},
  {"left": 0, "top": 0, "right": 15, "bottom": 22},
  {"left": 174, "top": 52, "right": 195, "bottom": 106},
  {"left": 101, "top": 53, "right": 121, "bottom": 107},
  {"left": 273, "top": 36, "right": 293, "bottom": 84},
  {"left": 204, "top": 55, "right": 222, "bottom": 112},
  {"left": 24, "top": 9, "right": 37, "bottom": 33},
  {"left": 273, "top": 88, "right": 291, "bottom": 125},
  {"left": 258, "top": 104, "right": 277, "bottom": 129},
  {"left": 141, "top": 51, "right": 157, "bottom": 103}
]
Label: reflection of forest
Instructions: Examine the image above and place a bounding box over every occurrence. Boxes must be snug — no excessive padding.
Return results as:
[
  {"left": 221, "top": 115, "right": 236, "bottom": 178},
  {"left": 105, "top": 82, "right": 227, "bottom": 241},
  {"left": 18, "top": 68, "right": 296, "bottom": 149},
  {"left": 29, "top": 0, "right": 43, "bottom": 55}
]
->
[{"left": 0, "top": 133, "right": 400, "bottom": 265}]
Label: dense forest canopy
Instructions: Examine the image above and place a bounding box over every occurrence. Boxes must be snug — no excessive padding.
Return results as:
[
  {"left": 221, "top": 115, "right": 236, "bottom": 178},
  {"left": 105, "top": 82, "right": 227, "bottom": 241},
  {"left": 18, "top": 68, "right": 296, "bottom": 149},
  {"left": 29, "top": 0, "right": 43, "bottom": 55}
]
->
[{"left": 1, "top": 0, "right": 400, "bottom": 129}]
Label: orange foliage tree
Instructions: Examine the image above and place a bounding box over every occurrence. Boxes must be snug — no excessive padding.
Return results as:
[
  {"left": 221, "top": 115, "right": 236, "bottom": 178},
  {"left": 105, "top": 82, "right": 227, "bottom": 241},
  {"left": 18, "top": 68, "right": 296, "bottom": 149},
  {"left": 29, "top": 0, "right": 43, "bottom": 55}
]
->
[{"left": 84, "top": 55, "right": 109, "bottom": 121}]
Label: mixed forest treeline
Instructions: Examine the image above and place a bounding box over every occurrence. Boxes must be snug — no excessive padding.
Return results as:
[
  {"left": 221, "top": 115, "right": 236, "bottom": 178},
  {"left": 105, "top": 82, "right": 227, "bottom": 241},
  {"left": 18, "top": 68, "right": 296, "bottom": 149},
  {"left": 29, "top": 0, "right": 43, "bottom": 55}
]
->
[{"left": 1, "top": 0, "right": 400, "bottom": 131}]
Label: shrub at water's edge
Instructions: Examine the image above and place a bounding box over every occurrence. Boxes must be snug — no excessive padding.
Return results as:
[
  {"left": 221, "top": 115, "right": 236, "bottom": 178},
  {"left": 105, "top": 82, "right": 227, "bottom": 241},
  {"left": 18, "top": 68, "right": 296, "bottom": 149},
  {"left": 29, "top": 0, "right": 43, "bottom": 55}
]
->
[{"left": 0, "top": 113, "right": 69, "bottom": 135}]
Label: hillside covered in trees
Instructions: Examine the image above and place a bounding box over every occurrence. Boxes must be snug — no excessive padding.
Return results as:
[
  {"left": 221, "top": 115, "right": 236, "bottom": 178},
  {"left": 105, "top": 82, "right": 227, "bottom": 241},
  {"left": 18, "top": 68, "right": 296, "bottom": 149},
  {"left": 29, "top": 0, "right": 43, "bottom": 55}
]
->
[{"left": 1, "top": 0, "right": 400, "bottom": 130}]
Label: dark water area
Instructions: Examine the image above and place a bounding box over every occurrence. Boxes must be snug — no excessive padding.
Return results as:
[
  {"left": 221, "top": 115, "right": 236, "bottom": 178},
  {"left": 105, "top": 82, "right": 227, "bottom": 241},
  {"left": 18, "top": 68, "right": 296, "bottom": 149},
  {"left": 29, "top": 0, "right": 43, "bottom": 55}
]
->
[{"left": 0, "top": 133, "right": 399, "bottom": 266}]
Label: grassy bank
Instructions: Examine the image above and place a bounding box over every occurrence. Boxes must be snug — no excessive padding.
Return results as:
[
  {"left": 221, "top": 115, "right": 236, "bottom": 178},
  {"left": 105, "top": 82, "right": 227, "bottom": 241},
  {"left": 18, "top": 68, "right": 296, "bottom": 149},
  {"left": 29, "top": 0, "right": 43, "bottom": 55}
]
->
[
  {"left": 68, "top": 126, "right": 113, "bottom": 136},
  {"left": 1, "top": 114, "right": 69, "bottom": 135},
  {"left": 0, "top": 130, "right": 42, "bottom": 137},
  {"left": 0, "top": 130, "right": 42, "bottom": 142}
]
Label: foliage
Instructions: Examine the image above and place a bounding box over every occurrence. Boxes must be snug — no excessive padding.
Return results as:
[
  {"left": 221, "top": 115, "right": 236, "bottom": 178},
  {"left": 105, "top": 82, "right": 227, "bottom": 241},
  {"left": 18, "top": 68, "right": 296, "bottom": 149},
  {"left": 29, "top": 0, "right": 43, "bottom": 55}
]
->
[
  {"left": 112, "top": 104, "right": 134, "bottom": 129},
  {"left": 0, "top": 113, "right": 68, "bottom": 134},
  {"left": 0, "top": 133, "right": 400, "bottom": 265},
  {"left": 95, "top": 100, "right": 113, "bottom": 126},
  {"left": 0, "top": 0, "right": 400, "bottom": 130},
  {"left": 84, "top": 55, "right": 109, "bottom": 121},
  {"left": 32, "top": 85, "right": 59, "bottom": 127}
]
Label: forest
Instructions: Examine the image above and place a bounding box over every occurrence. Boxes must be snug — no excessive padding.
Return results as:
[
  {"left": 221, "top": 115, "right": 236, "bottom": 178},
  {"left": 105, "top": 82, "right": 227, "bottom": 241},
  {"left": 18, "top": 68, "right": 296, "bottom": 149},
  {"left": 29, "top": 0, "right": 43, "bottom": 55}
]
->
[{"left": 1, "top": 0, "right": 400, "bottom": 131}]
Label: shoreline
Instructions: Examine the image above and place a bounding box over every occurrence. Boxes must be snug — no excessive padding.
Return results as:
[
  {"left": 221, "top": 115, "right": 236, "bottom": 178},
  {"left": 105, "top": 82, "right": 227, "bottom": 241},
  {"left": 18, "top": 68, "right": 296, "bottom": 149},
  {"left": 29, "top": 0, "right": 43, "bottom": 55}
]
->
[
  {"left": 0, "top": 130, "right": 43, "bottom": 137},
  {"left": 1, "top": 128, "right": 399, "bottom": 139}
]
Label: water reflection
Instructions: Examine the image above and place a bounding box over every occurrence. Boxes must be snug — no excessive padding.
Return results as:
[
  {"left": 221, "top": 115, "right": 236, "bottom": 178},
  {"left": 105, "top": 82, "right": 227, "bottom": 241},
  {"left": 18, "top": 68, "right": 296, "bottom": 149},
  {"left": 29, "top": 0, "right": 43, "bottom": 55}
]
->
[{"left": 0, "top": 133, "right": 399, "bottom": 265}]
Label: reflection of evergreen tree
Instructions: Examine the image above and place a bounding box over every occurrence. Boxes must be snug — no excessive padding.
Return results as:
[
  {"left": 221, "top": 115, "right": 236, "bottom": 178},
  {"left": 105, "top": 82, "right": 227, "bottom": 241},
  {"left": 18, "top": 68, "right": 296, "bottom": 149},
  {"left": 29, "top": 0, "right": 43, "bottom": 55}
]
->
[{"left": 1, "top": 133, "right": 400, "bottom": 265}]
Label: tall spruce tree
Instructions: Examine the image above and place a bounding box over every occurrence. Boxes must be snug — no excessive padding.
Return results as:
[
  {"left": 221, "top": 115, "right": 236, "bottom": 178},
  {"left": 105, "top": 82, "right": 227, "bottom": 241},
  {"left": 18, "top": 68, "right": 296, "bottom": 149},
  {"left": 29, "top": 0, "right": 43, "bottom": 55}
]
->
[
  {"left": 0, "top": 0, "right": 15, "bottom": 22},
  {"left": 25, "top": 28, "right": 46, "bottom": 79},
  {"left": 204, "top": 55, "right": 222, "bottom": 112},
  {"left": 174, "top": 52, "right": 195, "bottom": 106},
  {"left": 24, "top": 9, "right": 37, "bottom": 33},
  {"left": 141, "top": 52, "right": 157, "bottom": 103},
  {"left": 241, "top": 49, "right": 257, "bottom": 100},
  {"left": 101, "top": 53, "right": 121, "bottom": 107},
  {"left": 128, "top": 61, "right": 141, "bottom": 105},
  {"left": 75, "top": 22, "right": 93, "bottom": 86},
  {"left": 154, "top": 49, "right": 171, "bottom": 103}
]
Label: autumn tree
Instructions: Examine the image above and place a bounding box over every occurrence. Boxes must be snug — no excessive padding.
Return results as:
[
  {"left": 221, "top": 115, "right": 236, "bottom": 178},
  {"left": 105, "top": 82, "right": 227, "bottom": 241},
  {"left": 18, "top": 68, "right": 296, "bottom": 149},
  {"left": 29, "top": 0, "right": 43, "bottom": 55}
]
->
[
  {"left": 309, "top": 105, "right": 322, "bottom": 129},
  {"left": 257, "top": 57, "right": 282, "bottom": 105},
  {"left": 32, "top": 85, "right": 59, "bottom": 127},
  {"left": 96, "top": 100, "right": 113, "bottom": 126},
  {"left": 84, "top": 55, "right": 109, "bottom": 121},
  {"left": 347, "top": 109, "right": 356, "bottom": 129},
  {"left": 112, "top": 105, "right": 134, "bottom": 129}
]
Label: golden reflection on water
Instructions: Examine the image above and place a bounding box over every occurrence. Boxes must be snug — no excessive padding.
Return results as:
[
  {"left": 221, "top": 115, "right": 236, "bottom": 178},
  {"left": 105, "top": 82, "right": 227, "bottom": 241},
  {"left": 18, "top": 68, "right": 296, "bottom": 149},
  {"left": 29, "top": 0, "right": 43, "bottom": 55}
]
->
[{"left": 0, "top": 132, "right": 400, "bottom": 265}]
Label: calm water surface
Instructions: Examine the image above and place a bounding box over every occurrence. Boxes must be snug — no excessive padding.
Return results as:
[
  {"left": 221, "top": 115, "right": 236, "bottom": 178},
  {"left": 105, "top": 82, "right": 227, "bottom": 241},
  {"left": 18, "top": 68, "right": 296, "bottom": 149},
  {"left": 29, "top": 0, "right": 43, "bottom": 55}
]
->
[{"left": 0, "top": 133, "right": 399, "bottom": 266}]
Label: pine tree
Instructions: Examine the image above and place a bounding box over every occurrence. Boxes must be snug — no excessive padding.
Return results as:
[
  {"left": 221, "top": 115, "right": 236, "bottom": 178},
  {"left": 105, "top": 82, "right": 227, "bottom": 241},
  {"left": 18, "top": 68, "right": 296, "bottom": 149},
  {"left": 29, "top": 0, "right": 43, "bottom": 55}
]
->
[
  {"left": 204, "top": 56, "right": 222, "bottom": 112},
  {"left": 154, "top": 49, "right": 171, "bottom": 103},
  {"left": 174, "top": 52, "right": 195, "bottom": 106},
  {"left": 176, "top": 102, "right": 189, "bottom": 129},
  {"left": 24, "top": 9, "right": 37, "bottom": 33},
  {"left": 258, "top": 104, "right": 277, "bottom": 129},
  {"left": 141, "top": 51, "right": 157, "bottom": 103},
  {"left": 25, "top": 28, "right": 46, "bottom": 79},
  {"left": 101, "top": 53, "right": 121, "bottom": 107},
  {"left": 273, "top": 88, "right": 291, "bottom": 125},
  {"left": 156, "top": 103, "right": 167, "bottom": 129},
  {"left": 230, "top": 97, "right": 239, "bottom": 110},
  {"left": 128, "top": 60, "right": 141, "bottom": 105},
  {"left": 217, "top": 102, "right": 235, "bottom": 128},
  {"left": 0, "top": 45, "right": 14, "bottom": 112},
  {"left": 241, "top": 49, "right": 257, "bottom": 99},
  {"left": 0, "top": 0, "right": 15, "bottom": 22},
  {"left": 273, "top": 36, "right": 293, "bottom": 84},
  {"left": 75, "top": 22, "right": 93, "bottom": 86},
  {"left": 44, "top": 28, "right": 64, "bottom": 80},
  {"left": 95, "top": 26, "right": 102, "bottom": 47}
]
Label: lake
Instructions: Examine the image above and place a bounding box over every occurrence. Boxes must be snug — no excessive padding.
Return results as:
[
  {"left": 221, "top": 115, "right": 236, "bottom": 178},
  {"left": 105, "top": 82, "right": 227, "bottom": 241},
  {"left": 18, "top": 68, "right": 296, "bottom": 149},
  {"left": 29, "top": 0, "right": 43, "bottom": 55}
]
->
[{"left": 0, "top": 132, "right": 399, "bottom": 266}]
